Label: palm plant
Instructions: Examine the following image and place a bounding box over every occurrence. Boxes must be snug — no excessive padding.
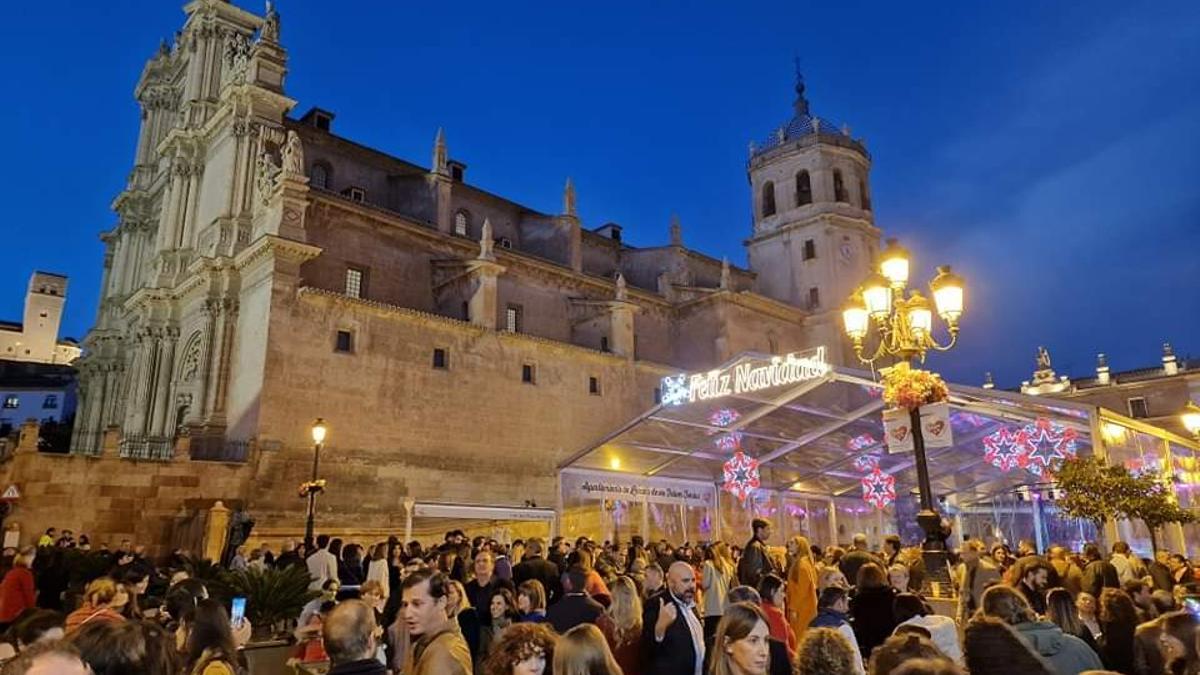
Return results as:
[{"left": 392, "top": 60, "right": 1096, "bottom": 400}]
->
[{"left": 221, "top": 565, "right": 317, "bottom": 639}]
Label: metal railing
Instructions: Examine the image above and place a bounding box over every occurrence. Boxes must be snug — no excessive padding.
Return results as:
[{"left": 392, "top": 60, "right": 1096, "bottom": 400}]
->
[
  {"left": 118, "top": 435, "right": 174, "bottom": 461},
  {"left": 189, "top": 436, "right": 251, "bottom": 462}
]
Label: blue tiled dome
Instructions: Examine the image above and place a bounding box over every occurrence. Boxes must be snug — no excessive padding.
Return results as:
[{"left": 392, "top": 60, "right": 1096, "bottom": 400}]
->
[{"left": 750, "top": 72, "right": 856, "bottom": 158}]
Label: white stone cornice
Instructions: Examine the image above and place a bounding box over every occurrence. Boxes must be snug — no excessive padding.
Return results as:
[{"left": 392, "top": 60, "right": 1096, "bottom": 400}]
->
[{"left": 233, "top": 234, "right": 321, "bottom": 272}]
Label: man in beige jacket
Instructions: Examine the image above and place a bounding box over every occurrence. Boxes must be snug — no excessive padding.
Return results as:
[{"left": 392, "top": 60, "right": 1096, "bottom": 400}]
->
[
  {"left": 957, "top": 539, "right": 1001, "bottom": 623},
  {"left": 402, "top": 570, "right": 472, "bottom": 675}
]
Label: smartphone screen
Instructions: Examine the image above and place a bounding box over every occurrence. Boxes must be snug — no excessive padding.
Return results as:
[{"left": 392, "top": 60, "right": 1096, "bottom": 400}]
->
[
  {"left": 1184, "top": 596, "right": 1200, "bottom": 617},
  {"left": 231, "top": 597, "right": 247, "bottom": 626}
]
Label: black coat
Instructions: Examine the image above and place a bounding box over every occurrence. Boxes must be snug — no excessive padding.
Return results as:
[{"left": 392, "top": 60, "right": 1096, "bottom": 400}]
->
[
  {"left": 642, "top": 589, "right": 701, "bottom": 675},
  {"left": 849, "top": 585, "right": 898, "bottom": 657},
  {"left": 513, "top": 556, "right": 563, "bottom": 605},
  {"left": 547, "top": 593, "right": 604, "bottom": 635},
  {"left": 1081, "top": 560, "right": 1119, "bottom": 598},
  {"left": 327, "top": 659, "right": 388, "bottom": 675},
  {"left": 767, "top": 638, "right": 792, "bottom": 675}
]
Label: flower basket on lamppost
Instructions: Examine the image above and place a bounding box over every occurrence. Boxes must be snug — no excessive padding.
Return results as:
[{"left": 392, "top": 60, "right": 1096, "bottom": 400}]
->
[{"left": 842, "top": 238, "right": 964, "bottom": 582}]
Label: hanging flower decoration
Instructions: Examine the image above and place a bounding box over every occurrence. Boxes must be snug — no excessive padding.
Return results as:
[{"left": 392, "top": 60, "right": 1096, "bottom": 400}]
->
[
  {"left": 861, "top": 468, "right": 896, "bottom": 509},
  {"left": 722, "top": 451, "right": 761, "bottom": 503},
  {"left": 853, "top": 453, "right": 881, "bottom": 473},
  {"left": 881, "top": 363, "right": 950, "bottom": 411},
  {"left": 1019, "top": 417, "right": 1078, "bottom": 476},
  {"left": 982, "top": 427, "right": 1029, "bottom": 472},
  {"left": 847, "top": 433, "right": 877, "bottom": 452}
]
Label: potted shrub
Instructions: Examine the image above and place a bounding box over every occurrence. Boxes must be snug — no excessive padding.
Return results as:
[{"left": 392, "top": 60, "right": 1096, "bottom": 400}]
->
[{"left": 221, "top": 565, "right": 317, "bottom": 640}]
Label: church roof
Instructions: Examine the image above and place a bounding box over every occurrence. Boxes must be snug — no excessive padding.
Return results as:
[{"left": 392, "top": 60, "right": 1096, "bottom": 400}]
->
[{"left": 750, "top": 70, "right": 863, "bottom": 159}]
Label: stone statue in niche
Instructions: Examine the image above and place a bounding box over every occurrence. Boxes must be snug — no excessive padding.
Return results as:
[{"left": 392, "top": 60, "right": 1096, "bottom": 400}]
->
[
  {"left": 255, "top": 148, "right": 280, "bottom": 205},
  {"left": 479, "top": 218, "right": 494, "bottom": 260},
  {"left": 281, "top": 130, "right": 304, "bottom": 175}
]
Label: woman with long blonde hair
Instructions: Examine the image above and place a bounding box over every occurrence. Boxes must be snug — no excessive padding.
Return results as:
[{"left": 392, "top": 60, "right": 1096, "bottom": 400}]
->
[
  {"left": 786, "top": 535, "right": 818, "bottom": 643},
  {"left": 554, "top": 624, "right": 623, "bottom": 675},
  {"left": 599, "top": 576, "right": 643, "bottom": 675},
  {"left": 703, "top": 542, "right": 736, "bottom": 648}
]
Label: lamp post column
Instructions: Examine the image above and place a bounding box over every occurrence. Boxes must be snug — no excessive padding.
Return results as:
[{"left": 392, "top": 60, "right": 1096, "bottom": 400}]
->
[{"left": 304, "top": 439, "right": 322, "bottom": 549}]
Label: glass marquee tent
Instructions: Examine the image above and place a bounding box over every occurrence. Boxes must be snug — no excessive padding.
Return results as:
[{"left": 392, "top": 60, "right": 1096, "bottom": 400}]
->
[{"left": 558, "top": 351, "right": 1200, "bottom": 558}]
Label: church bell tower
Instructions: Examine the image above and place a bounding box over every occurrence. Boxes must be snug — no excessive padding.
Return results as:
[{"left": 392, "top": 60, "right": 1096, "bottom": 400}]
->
[{"left": 744, "top": 68, "right": 881, "bottom": 365}]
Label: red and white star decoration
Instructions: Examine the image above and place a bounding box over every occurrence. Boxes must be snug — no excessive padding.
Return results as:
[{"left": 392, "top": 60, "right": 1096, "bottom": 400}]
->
[
  {"left": 982, "top": 427, "right": 1029, "bottom": 473},
  {"left": 1019, "top": 418, "right": 1078, "bottom": 476},
  {"left": 861, "top": 468, "right": 896, "bottom": 509},
  {"left": 722, "top": 451, "right": 761, "bottom": 503},
  {"left": 853, "top": 453, "right": 881, "bottom": 473}
]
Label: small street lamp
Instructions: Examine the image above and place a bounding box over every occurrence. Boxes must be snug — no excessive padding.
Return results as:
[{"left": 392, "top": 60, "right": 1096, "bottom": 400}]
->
[
  {"left": 1181, "top": 402, "right": 1200, "bottom": 440},
  {"left": 842, "top": 238, "right": 965, "bottom": 570},
  {"left": 303, "top": 418, "right": 328, "bottom": 550}
]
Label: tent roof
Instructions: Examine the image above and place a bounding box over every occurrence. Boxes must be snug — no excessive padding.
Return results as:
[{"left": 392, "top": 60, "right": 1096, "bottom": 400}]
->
[{"left": 561, "top": 351, "right": 1199, "bottom": 506}]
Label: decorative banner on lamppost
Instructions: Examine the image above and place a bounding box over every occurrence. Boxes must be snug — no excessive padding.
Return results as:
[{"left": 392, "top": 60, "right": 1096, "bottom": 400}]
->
[
  {"left": 920, "top": 401, "right": 954, "bottom": 448},
  {"left": 660, "top": 347, "right": 830, "bottom": 406},
  {"left": 883, "top": 407, "right": 915, "bottom": 454}
]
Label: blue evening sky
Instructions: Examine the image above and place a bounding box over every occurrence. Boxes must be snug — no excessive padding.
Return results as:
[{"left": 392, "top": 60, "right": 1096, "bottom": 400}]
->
[{"left": 2, "top": 1, "right": 1197, "bottom": 387}]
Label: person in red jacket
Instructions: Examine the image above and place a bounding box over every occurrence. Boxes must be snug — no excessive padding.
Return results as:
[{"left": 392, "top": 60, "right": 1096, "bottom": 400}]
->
[
  {"left": 757, "top": 573, "right": 796, "bottom": 661},
  {"left": 0, "top": 548, "right": 37, "bottom": 630}
]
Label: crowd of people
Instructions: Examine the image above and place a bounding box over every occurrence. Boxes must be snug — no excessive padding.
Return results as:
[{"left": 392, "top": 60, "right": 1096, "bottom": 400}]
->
[{"left": 0, "top": 519, "right": 1197, "bottom": 675}]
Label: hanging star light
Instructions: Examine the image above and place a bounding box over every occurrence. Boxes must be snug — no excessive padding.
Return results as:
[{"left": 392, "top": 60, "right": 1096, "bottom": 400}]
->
[
  {"left": 861, "top": 467, "right": 896, "bottom": 509},
  {"left": 847, "top": 433, "right": 877, "bottom": 452},
  {"left": 853, "top": 453, "right": 881, "bottom": 473},
  {"left": 709, "top": 408, "right": 741, "bottom": 428},
  {"left": 722, "top": 451, "right": 761, "bottom": 503},
  {"left": 1019, "top": 417, "right": 1078, "bottom": 476},
  {"left": 982, "top": 427, "right": 1029, "bottom": 472},
  {"left": 709, "top": 408, "right": 743, "bottom": 449}
]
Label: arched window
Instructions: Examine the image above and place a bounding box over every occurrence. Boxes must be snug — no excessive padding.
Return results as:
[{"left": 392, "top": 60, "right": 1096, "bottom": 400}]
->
[
  {"left": 833, "top": 169, "right": 848, "bottom": 203},
  {"left": 761, "top": 181, "right": 776, "bottom": 217},
  {"left": 454, "top": 210, "right": 469, "bottom": 236},
  {"left": 795, "top": 170, "right": 812, "bottom": 206},
  {"left": 859, "top": 178, "right": 871, "bottom": 210},
  {"left": 310, "top": 163, "right": 330, "bottom": 190}
]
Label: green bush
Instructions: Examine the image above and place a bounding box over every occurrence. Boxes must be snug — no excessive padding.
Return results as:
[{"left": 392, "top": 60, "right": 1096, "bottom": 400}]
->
[{"left": 220, "top": 565, "right": 317, "bottom": 638}]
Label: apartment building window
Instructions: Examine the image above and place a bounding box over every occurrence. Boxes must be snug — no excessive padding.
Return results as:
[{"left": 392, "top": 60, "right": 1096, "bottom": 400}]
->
[
  {"left": 345, "top": 267, "right": 365, "bottom": 299},
  {"left": 600, "top": 336, "right": 610, "bottom": 353},
  {"left": 454, "top": 210, "right": 469, "bottom": 236},
  {"left": 310, "top": 163, "right": 330, "bottom": 189},
  {"left": 522, "top": 364, "right": 536, "bottom": 384},
  {"left": 505, "top": 305, "right": 523, "bottom": 333},
  {"left": 2, "top": 396, "right": 17, "bottom": 409},
  {"left": 432, "top": 348, "right": 448, "bottom": 369},
  {"left": 43, "top": 395, "right": 58, "bottom": 409},
  {"left": 808, "top": 287, "right": 820, "bottom": 310},
  {"left": 335, "top": 330, "right": 354, "bottom": 353},
  {"left": 589, "top": 377, "right": 601, "bottom": 395},
  {"left": 803, "top": 239, "right": 816, "bottom": 261},
  {"left": 1127, "top": 397, "right": 1149, "bottom": 419}
]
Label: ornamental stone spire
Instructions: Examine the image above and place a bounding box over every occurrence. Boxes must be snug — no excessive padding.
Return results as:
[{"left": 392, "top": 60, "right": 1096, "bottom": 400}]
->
[
  {"left": 669, "top": 214, "right": 682, "bottom": 246},
  {"left": 563, "top": 177, "right": 577, "bottom": 217},
  {"left": 432, "top": 128, "right": 448, "bottom": 175},
  {"left": 720, "top": 258, "right": 731, "bottom": 290}
]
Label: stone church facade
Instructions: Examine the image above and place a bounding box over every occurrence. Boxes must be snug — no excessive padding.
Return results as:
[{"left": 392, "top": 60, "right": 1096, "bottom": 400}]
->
[{"left": 51, "top": 0, "right": 882, "bottom": 546}]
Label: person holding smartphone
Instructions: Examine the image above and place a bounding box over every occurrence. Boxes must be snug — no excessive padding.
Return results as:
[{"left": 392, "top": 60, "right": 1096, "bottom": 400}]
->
[{"left": 176, "top": 598, "right": 250, "bottom": 675}]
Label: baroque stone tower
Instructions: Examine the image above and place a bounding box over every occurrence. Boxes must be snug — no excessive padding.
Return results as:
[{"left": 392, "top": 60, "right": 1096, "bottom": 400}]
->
[
  {"left": 745, "top": 69, "right": 881, "bottom": 365},
  {"left": 75, "top": 0, "right": 310, "bottom": 450}
]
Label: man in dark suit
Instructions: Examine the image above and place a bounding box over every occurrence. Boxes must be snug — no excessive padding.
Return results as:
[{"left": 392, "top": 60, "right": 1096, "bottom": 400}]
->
[
  {"left": 547, "top": 566, "right": 604, "bottom": 634},
  {"left": 643, "top": 561, "right": 705, "bottom": 675},
  {"left": 513, "top": 537, "right": 563, "bottom": 606}
]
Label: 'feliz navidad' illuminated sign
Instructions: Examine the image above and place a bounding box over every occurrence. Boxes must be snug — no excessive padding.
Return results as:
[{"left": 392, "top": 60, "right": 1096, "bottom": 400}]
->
[{"left": 660, "top": 347, "right": 831, "bottom": 406}]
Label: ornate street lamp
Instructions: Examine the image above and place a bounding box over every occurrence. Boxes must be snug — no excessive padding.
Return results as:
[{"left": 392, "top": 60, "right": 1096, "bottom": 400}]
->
[
  {"left": 1181, "top": 402, "right": 1200, "bottom": 440},
  {"left": 841, "top": 238, "right": 965, "bottom": 576},
  {"left": 303, "top": 418, "right": 328, "bottom": 550}
]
